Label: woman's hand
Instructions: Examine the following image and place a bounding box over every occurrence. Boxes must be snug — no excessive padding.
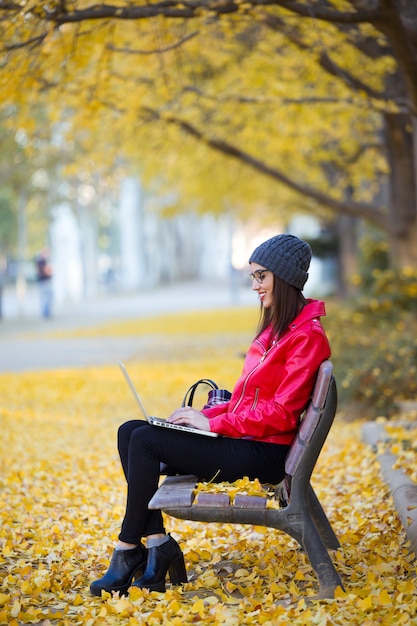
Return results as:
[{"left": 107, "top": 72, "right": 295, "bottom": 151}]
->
[{"left": 167, "top": 406, "right": 211, "bottom": 432}]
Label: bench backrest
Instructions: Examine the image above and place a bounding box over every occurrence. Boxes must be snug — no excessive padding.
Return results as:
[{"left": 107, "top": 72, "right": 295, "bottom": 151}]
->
[{"left": 285, "top": 360, "right": 336, "bottom": 479}]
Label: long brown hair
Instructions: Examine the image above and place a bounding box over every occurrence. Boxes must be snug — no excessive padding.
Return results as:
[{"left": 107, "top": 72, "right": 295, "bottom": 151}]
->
[{"left": 255, "top": 275, "right": 307, "bottom": 340}]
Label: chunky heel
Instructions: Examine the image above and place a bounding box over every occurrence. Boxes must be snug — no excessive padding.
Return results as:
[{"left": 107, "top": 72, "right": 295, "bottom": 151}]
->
[
  {"left": 168, "top": 554, "right": 188, "bottom": 585},
  {"left": 132, "top": 535, "right": 187, "bottom": 593}
]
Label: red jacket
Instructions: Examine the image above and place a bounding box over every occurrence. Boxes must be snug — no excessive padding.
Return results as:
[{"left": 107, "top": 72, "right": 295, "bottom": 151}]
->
[{"left": 202, "top": 299, "right": 331, "bottom": 444}]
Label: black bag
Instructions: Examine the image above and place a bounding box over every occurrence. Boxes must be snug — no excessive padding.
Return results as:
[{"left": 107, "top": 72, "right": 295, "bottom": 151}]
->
[
  {"left": 182, "top": 378, "right": 218, "bottom": 407},
  {"left": 182, "top": 378, "right": 232, "bottom": 409},
  {"left": 160, "top": 379, "right": 232, "bottom": 476}
]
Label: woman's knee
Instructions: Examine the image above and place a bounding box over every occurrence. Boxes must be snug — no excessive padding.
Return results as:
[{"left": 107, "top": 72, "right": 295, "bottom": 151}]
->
[{"left": 117, "top": 420, "right": 147, "bottom": 449}]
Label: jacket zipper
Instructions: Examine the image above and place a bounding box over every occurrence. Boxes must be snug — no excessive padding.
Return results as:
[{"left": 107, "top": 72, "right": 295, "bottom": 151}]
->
[
  {"left": 260, "top": 339, "right": 277, "bottom": 362},
  {"left": 251, "top": 388, "right": 259, "bottom": 411},
  {"left": 232, "top": 339, "right": 277, "bottom": 413}
]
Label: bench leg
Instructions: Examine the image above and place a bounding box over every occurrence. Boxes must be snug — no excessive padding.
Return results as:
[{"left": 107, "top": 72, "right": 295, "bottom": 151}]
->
[
  {"left": 308, "top": 485, "right": 340, "bottom": 550},
  {"left": 301, "top": 518, "right": 344, "bottom": 598}
]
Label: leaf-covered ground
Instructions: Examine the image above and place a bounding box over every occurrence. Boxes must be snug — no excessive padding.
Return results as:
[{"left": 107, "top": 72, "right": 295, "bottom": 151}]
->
[{"left": 1, "top": 308, "right": 417, "bottom": 625}]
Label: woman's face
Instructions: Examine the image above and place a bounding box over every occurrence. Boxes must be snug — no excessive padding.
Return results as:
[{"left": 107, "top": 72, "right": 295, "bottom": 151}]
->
[{"left": 250, "top": 263, "right": 274, "bottom": 309}]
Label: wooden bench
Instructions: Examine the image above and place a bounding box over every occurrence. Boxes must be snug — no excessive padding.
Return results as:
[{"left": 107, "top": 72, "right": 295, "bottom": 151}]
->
[{"left": 149, "top": 360, "right": 343, "bottom": 598}]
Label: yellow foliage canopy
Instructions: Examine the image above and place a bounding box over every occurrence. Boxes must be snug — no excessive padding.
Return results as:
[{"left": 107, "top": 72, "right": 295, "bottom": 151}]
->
[{"left": 0, "top": 3, "right": 393, "bottom": 220}]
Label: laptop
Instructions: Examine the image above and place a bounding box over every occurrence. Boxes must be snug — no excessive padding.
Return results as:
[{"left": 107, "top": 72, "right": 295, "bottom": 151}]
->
[{"left": 117, "top": 361, "right": 219, "bottom": 438}]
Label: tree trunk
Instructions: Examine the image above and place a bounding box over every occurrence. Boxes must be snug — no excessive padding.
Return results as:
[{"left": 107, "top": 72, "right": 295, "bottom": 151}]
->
[
  {"left": 336, "top": 215, "right": 358, "bottom": 297},
  {"left": 384, "top": 112, "right": 417, "bottom": 267}
]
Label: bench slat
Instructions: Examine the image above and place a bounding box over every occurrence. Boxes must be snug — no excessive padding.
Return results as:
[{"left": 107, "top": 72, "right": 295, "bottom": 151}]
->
[
  {"left": 311, "top": 360, "right": 332, "bottom": 409},
  {"left": 286, "top": 406, "right": 321, "bottom": 476},
  {"left": 196, "top": 493, "right": 230, "bottom": 507},
  {"left": 284, "top": 363, "right": 332, "bottom": 477},
  {"left": 234, "top": 495, "right": 267, "bottom": 509},
  {"left": 149, "top": 474, "right": 196, "bottom": 509}
]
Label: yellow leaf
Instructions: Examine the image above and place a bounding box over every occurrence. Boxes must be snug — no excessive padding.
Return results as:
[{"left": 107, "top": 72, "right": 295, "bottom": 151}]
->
[
  {"left": 186, "top": 549, "right": 200, "bottom": 563},
  {"left": 73, "top": 593, "right": 84, "bottom": 606},
  {"left": 377, "top": 589, "right": 392, "bottom": 605},
  {"left": 191, "top": 598, "right": 205, "bottom": 614},
  {"left": 149, "top": 609, "right": 165, "bottom": 620},
  {"left": 200, "top": 573, "right": 219, "bottom": 588},
  {"left": 0, "top": 594, "right": 9, "bottom": 607},
  {"left": 127, "top": 586, "right": 146, "bottom": 601},
  {"left": 168, "top": 600, "right": 182, "bottom": 612},
  {"left": 358, "top": 596, "right": 373, "bottom": 610},
  {"left": 20, "top": 581, "right": 32, "bottom": 594},
  {"left": 10, "top": 600, "right": 20, "bottom": 618},
  {"left": 113, "top": 597, "right": 134, "bottom": 616},
  {"left": 235, "top": 568, "right": 251, "bottom": 578}
]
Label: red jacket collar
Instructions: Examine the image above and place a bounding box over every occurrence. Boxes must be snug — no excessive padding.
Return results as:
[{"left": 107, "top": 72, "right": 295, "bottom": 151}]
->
[
  {"left": 289, "top": 299, "right": 326, "bottom": 331},
  {"left": 259, "top": 299, "right": 326, "bottom": 345}
]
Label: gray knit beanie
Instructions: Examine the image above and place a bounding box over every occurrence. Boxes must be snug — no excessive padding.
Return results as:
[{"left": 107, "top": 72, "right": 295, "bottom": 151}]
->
[{"left": 249, "top": 234, "right": 312, "bottom": 290}]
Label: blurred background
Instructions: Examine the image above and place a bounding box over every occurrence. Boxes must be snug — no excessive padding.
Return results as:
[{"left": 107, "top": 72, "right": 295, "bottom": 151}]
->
[{"left": 1, "top": 1, "right": 416, "bottom": 323}]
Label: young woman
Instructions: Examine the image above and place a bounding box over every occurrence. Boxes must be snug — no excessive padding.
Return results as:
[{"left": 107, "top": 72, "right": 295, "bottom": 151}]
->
[{"left": 90, "top": 233, "right": 331, "bottom": 597}]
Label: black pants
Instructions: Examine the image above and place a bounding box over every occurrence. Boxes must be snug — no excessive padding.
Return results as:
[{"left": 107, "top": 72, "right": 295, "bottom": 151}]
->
[{"left": 117, "top": 420, "right": 289, "bottom": 544}]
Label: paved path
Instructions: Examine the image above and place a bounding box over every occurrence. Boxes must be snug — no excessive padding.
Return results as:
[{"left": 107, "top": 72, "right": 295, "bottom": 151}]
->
[{"left": 0, "top": 281, "right": 254, "bottom": 372}]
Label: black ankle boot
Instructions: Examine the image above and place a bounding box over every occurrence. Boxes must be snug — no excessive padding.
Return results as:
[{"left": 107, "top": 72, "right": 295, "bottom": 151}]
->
[
  {"left": 131, "top": 535, "right": 187, "bottom": 593},
  {"left": 90, "top": 544, "right": 147, "bottom": 596}
]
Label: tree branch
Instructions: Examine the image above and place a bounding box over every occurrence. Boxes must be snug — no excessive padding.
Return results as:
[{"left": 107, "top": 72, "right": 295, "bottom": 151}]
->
[
  {"left": 26, "top": 0, "right": 381, "bottom": 26},
  {"left": 141, "top": 106, "right": 388, "bottom": 229},
  {"left": 106, "top": 30, "right": 199, "bottom": 55},
  {"left": 3, "top": 33, "right": 48, "bottom": 51},
  {"left": 260, "top": 12, "right": 386, "bottom": 101},
  {"left": 318, "top": 50, "right": 384, "bottom": 100},
  {"left": 182, "top": 85, "right": 403, "bottom": 114},
  {"left": 47, "top": 1, "right": 223, "bottom": 24},
  {"left": 268, "top": 0, "right": 381, "bottom": 24}
]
